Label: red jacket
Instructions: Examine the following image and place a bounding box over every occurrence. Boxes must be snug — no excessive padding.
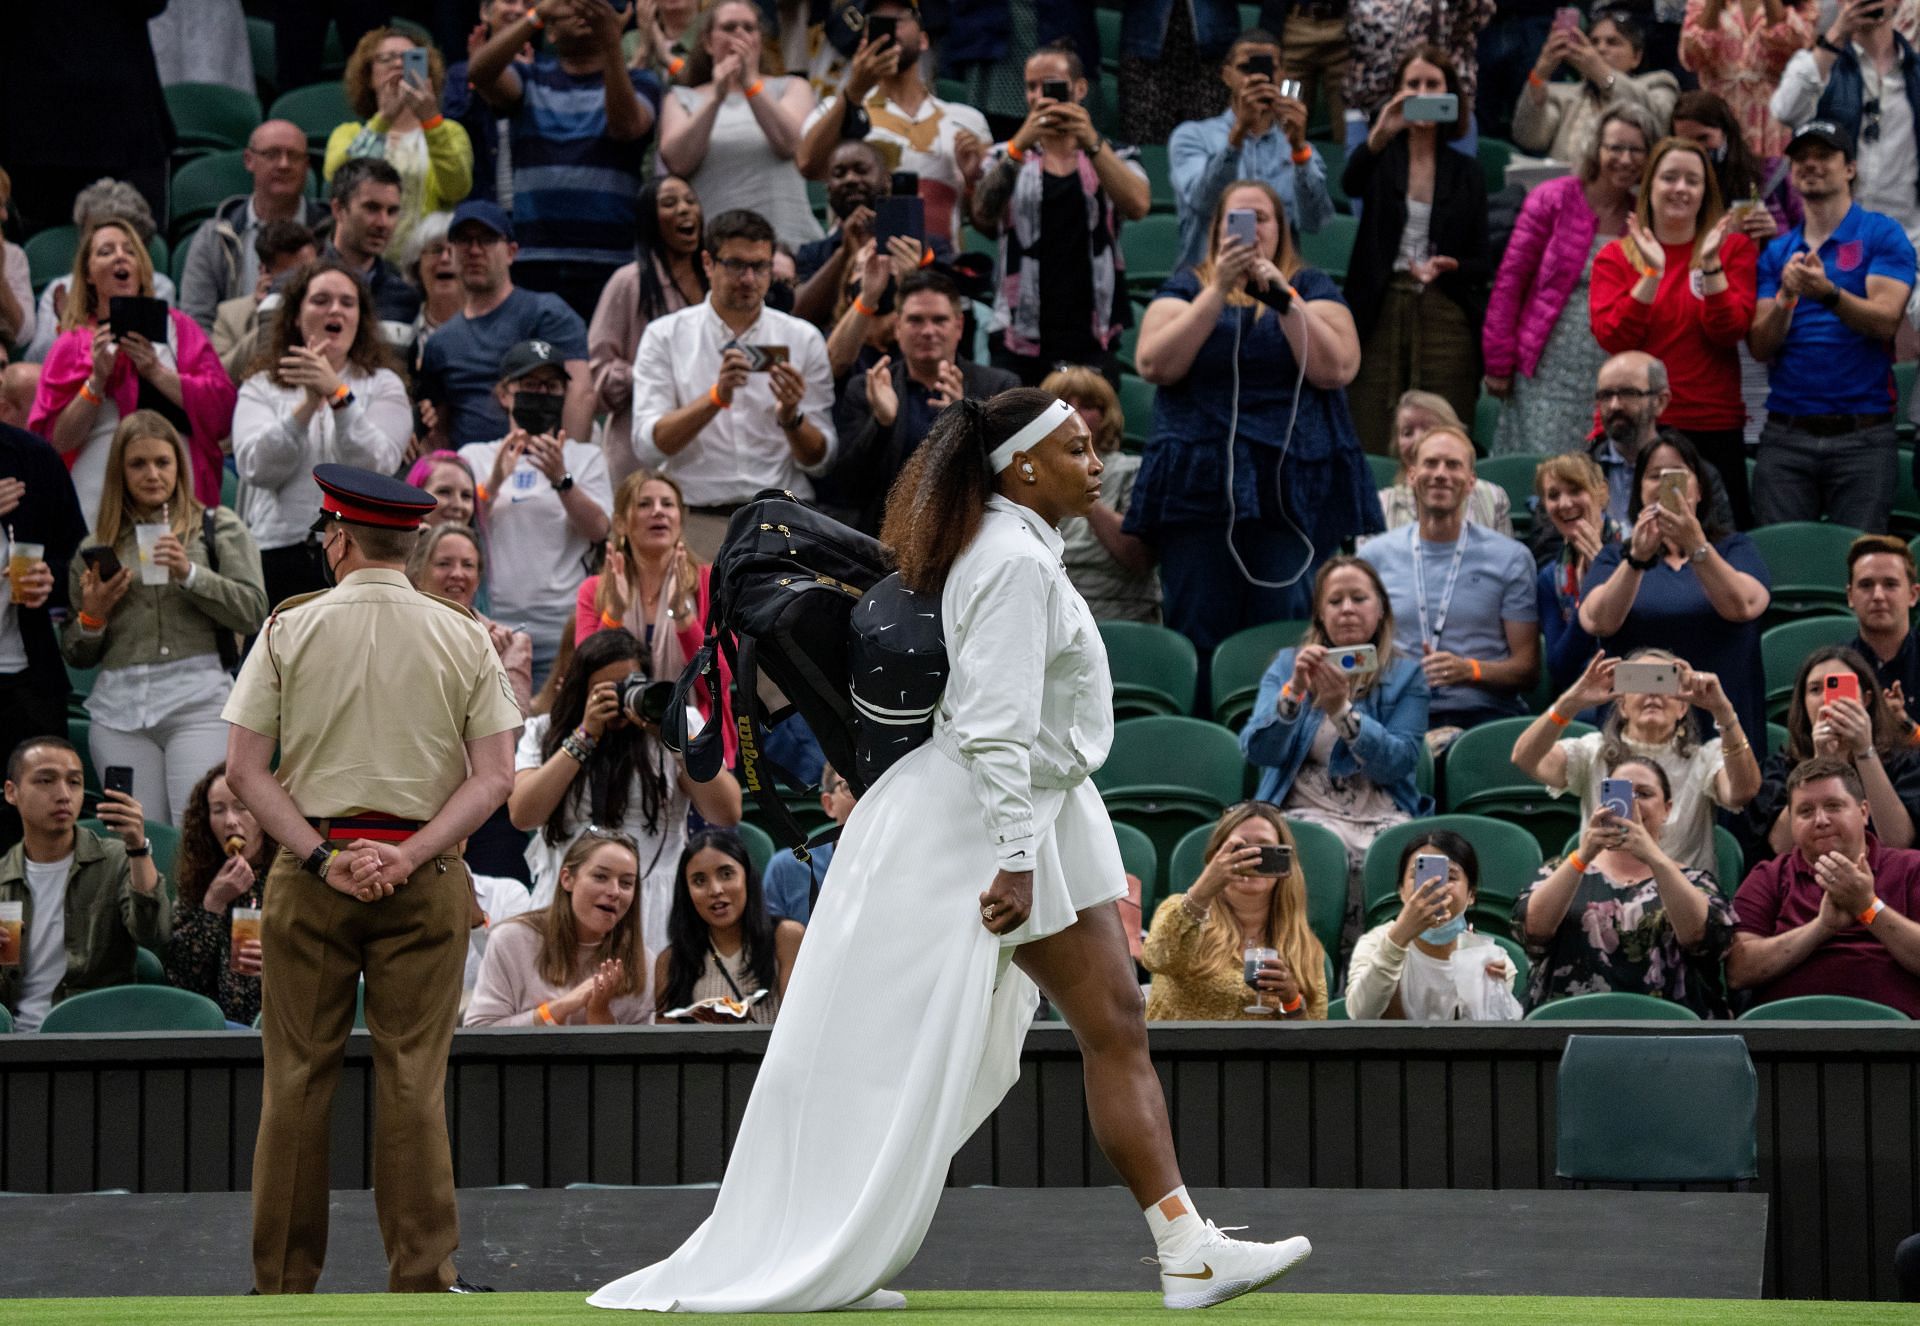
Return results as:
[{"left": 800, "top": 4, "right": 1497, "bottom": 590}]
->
[{"left": 1589, "top": 232, "right": 1756, "bottom": 432}]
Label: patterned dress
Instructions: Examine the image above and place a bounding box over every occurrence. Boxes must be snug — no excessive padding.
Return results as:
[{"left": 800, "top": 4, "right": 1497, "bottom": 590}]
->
[
  {"left": 163, "top": 875, "right": 265, "bottom": 1026},
  {"left": 1513, "top": 861, "right": 1736, "bottom": 1016},
  {"left": 1679, "top": 0, "right": 1818, "bottom": 159},
  {"left": 1345, "top": 0, "right": 1495, "bottom": 116},
  {"left": 1492, "top": 235, "right": 1611, "bottom": 457}
]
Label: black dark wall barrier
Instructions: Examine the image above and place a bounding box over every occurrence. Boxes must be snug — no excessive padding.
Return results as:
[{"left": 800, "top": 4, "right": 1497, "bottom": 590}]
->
[{"left": 3, "top": 1022, "right": 1916, "bottom": 1301}]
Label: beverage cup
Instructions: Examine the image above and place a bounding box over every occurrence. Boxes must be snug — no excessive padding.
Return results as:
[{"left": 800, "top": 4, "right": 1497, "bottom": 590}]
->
[
  {"left": 8, "top": 541, "right": 44, "bottom": 605},
  {"left": 134, "top": 523, "right": 170, "bottom": 586},
  {"left": 230, "top": 906, "right": 262, "bottom": 970},
  {"left": 1243, "top": 945, "right": 1280, "bottom": 1015},
  {"left": 0, "top": 900, "right": 22, "bottom": 966}
]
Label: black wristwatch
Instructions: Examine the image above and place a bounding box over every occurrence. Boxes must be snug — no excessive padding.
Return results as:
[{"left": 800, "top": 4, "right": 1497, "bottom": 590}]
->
[
  {"left": 552, "top": 472, "right": 575, "bottom": 493},
  {"left": 302, "top": 842, "right": 336, "bottom": 880},
  {"left": 1625, "top": 548, "right": 1658, "bottom": 571},
  {"left": 1818, "top": 286, "right": 1842, "bottom": 310},
  {"left": 126, "top": 841, "right": 152, "bottom": 859},
  {"left": 1816, "top": 33, "right": 1844, "bottom": 56}
]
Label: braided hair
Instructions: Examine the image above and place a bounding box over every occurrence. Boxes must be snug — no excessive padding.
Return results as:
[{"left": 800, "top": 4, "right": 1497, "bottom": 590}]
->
[{"left": 879, "top": 387, "right": 1059, "bottom": 594}]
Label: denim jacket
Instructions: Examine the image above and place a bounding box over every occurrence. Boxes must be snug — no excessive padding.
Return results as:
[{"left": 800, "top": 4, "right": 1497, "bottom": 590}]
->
[
  {"left": 0, "top": 826, "right": 172, "bottom": 1017},
  {"left": 1120, "top": 0, "right": 1244, "bottom": 60},
  {"left": 1816, "top": 34, "right": 1920, "bottom": 206},
  {"left": 1239, "top": 648, "right": 1433, "bottom": 816}
]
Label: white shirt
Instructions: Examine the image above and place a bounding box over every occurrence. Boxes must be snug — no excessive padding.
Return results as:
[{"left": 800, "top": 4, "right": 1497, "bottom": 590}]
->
[
  {"left": 17, "top": 853, "right": 71, "bottom": 1033},
  {"left": 1345, "top": 926, "right": 1523, "bottom": 1021},
  {"left": 514, "top": 710, "right": 698, "bottom": 958},
  {"left": 1548, "top": 730, "right": 1731, "bottom": 877},
  {"left": 1772, "top": 47, "right": 1920, "bottom": 236},
  {"left": 458, "top": 435, "right": 611, "bottom": 641},
  {"left": 801, "top": 90, "right": 991, "bottom": 251},
  {"left": 232, "top": 367, "right": 413, "bottom": 552},
  {"left": 85, "top": 653, "right": 231, "bottom": 731},
  {"left": 930, "top": 496, "right": 1115, "bottom": 872},
  {"left": 629, "top": 298, "right": 837, "bottom": 506},
  {"left": 465, "top": 870, "right": 536, "bottom": 997}
]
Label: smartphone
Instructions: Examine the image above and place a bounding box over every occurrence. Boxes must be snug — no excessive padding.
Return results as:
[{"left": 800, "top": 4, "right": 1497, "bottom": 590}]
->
[
  {"left": 1553, "top": 5, "right": 1584, "bottom": 33},
  {"left": 1040, "top": 78, "right": 1070, "bottom": 103},
  {"left": 1824, "top": 672, "right": 1862, "bottom": 707},
  {"left": 1225, "top": 207, "right": 1259, "bottom": 249},
  {"left": 103, "top": 765, "right": 135, "bottom": 796},
  {"left": 509, "top": 391, "right": 564, "bottom": 438},
  {"left": 1599, "top": 777, "right": 1635, "bottom": 820},
  {"left": 402, "top": 47, "right": 430, "bottom": 84},
  {"left": 1331, "top": 643, "right": 1379, "bottom": 676},
  {"left": 888, "top": 170, "right": 919, "bottom": 198},
  {"left": 1413, "top": 852, "right": 1450, "bottom": 895},
  {"left": 1278, "top": 78, "right": 1303, "bottom": 102},
  {"left": 108, "top": 295, "right": 169, "bottom": 344},
  {"left": 873, "top": 194, "right": 924, "bottom": 246},
  {"left": 1614, "top": 660, "right": 1682, "bottom": 695},
  {"left": 865, "top": 14, "right": 898, "bottom": 46},
  {"left": 1255, "top": 844, "right": 1294, "bottom": 876},
  {"left": 1240, "top": 51, "right": 1276, "bottom": 80},
  {"left": 738, "top": 343, "right": 790, "bottom": 373},
  {"left": 1656, "top": 468, "right": 1690, "bottom": 514},
  {"left": 1402, "top": 93, "right": 1460, "bottom": 124},
  {"left": 81, "top": 545, "right": 123, "bottom": 582}
]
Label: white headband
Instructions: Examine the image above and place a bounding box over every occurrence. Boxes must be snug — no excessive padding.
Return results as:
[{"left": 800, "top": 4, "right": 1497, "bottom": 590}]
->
[{"left": 987, "top": 398, "right": 1076, "bottom": 473}]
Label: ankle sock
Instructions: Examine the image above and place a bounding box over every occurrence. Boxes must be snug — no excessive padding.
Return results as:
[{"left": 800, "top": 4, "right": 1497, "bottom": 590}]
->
[{"left": 1144, "top": 1185, "right": 1207, "bottom": 1262}]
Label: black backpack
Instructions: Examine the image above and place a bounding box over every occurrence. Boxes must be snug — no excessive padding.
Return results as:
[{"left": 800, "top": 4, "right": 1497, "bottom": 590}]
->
[{"left": 663, "top": 491, "right": 894, "bottom": 855}]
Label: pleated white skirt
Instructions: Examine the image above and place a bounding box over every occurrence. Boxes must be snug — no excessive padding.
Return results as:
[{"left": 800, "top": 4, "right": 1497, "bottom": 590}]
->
[{"left": 588, "top": 741, "right": 1125, "bottom": 1312}]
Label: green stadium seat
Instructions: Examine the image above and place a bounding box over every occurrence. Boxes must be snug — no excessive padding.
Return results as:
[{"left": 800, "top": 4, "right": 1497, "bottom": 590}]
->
[
  {"left": 1554, "top": 1034, "right": 1755, "bottom": 1183},
  {"left": 170, "top": 239, "right": 194, "bottom": 290},
  {"left": 221, "top": 463, "right": 239, "bottom": 510},
  {"left": 1135, "top": 143, "right": 1174, "bottom": 214},
  {"left": 39, "top": 985, "right": 227, "bottom": 1032},
  {"left": 1296, "top": 212, "right": 1356, "bottom": 282},
  {"left": 1737, "top": 994, "right": 1909, "bottom": 1021},
  {"left": 1122, "top": 213, "right": 1184, "bottom": 292},
  {"left": 1095, "top": 6, "right": 1123, "bottom": 70},
  {"left": 164, "top": 83, "right": 264, "bottom": 157},
  {"left": 1760, "top": 615, "right": 1858, "bottom": 722},
  {"left": 1111, "top": 820, "right": 1158, "bottom": 911},
  {"left": 1325, "top": 995, "right": 1348, "bottom": 1019},
  {"left": 170, "top": 151, "right": 252, "bottom": 243},
  {"left": 269, "top": 83, "right": 355, "bottom": 155},
  {"left": 1477, "top": 136, "right": 1515, "bottom": 195},
  {"left": 1115, "top": 317, "right": 1141, "bottom": 372},
  {"left": 134, "top": 947, "right": 167, "bottom": 984},
  {"left": 1487, "top": 931, "right": 1530, "bottom": 995},
  {"left": 24, "top": 226, "right": 79, "bottom": 293},
  {"left": 1362, "top": 815, "right": 1542, "bottom": 931},
  {"left": 1118, "top": 372, "right": 1156, "bottom": 449},
  {"left": 1748, "top": 521, "right": 1862, "bottom": 624},
  {"left": 1766, "top": 720, "right": 1789, "bottom": 757},
  {"left": 1209, "top": 620, "right": 1311, "bottom": 731},
  {"left": 1525, "top": 991, "right": 1701, "bottom": 1021},
  {"left": 736, "top": 821, "right": 776, "bottom": 880},
  {"left": 1095, "top": 716, "right": 1247, "bottom": 873},
  {"left": 1093, "top": 71, "right": 1121, "bottom": 139},
  {"left": 1314, "top": 141, "right": 1349, "bottom": 213},
  {"left": 247, "top": 16, "right": 278, "bottom": 98},
  {"left": 1099, "top": 621, "right": 1198, "bottom": 719},
  {"left": 0, "top": 1003, "right": 12, "bottom": 1032},
  {"left": 1897, "top": 362, "right": 1917, "bottom": 433},
  {"left": 1162, "top": 817, "right": 1346, "bottom": 961},
  {"left": 1472, "top": 392, "right": 1504, "bottom": 458},
  {"left": 1441, "top": 716, "right": 1591, "bottom": 858},
  {"left": 147, "top": 234, "right": 171, "bottom": 280},
  {"left": 1367, "top": 453, "right": 1401, "bottom": 490},
  {"left": 1475, "top": 455, "right": 1538, "bottom": 535},
  {"left": 65, "top": 716, "right": 100, "bottom": 798},
  {"left": 1892, "top": 448, "right": 1920, "bottom": 535}
]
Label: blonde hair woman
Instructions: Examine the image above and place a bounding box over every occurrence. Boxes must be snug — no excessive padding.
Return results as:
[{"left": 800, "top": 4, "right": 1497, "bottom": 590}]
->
[
  {"left": 1143, "top": 802, "right": 1330, "bottom": 1021},
  {"left": 28, "top": 218, "right": 236, "bottom": 525},
  {"left": 1531, "top": 451, "right": 1617, "bottom": 695},
  {"left": 62, "top": 411, "right": 267, "bottom": 825},
  {"left": 1041, "top": 365, "right": 1160, "bottom": 624}
]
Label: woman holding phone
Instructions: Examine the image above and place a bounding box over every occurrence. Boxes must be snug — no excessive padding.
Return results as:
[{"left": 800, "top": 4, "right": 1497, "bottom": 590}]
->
[
  {"left": 1578, "top": 432, "right": 1771, "bottom": 741},
  {"left": 324, "top": 27, "right": 473, "bottom": 257},
  {"left": 1735, "top": 646, "right": 1920, "bottom": 860},
  {"left": 1341, "top": 46, "right": 1491, "bottom": 455},
  {"left": 1143, "top": 801, "right": 1329, "bottom": 1021},
  {"left": 1510, "top": 646, "right": 1760, "bottom": 874},
  {"left": 1515, "top": 755, "right": 1736, "bottom": 1015},
  {"left": 1345, "top": 830, "right": 1522, "bottom": 1021},
  {"left": 1513, "top": 10, "right": 1678, "bottom": 166}
]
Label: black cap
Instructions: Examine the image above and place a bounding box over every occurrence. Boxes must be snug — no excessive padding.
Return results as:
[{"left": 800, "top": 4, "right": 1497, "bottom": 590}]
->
[
  {"left": 450, "top": 199, "right": 515, "bottom": 242},
  {"left": 1788, "top": 119, "right": 1855, "bottom": 160},
  {"left": 497, "top": 338, "right": 566, "bottom": 385},
  {"left": 311, "top": 463, "right": 437, "bottom": 532}
]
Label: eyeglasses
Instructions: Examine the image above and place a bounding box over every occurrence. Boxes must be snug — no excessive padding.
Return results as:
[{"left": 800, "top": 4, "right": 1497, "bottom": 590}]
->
[
  {"left": 1599, "top": 142, "right": 1647, "bottom": 158},
  {"left": 249, "top": 147, "right": 305, "bottom": 164},
  {"left": 1594, "top": 387, "right": 1653, "bottom": 403},
  {"left": 714, "top": 257, "right": 772, "bottom": 277},
  {"left": 370, "top": 51, "right": 412, "bottom": 66},
  {"left": 1864, "top": 98, "right": 1883, "bottom": 145}
]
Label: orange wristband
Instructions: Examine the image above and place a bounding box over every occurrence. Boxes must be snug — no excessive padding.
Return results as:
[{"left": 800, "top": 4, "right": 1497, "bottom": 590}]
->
[
  {"left": 78, "top": 610, "right": 107, "bottom": 630},
  {"left": 853, "top": 295, "right": 880, "bottom": 317},
  {"left": 1547, "top": 709, "right": 1571, "bottom": 727},
  {"left": 667, "top": 55, "right": 685, "bottom": 76},
  {"left": 78, "top": 381, "right": 103, "bottom": 405},
  {"left": 536, "top": 1001, "right": 557, "bottom": 1025},
  {"left": 1291, "top": 145, "right": 1312, "bottom": 166},
  {"left": 527, "top": 8, "right": 544, "bottom": 29},
  {"left": 918, "top": 246, "right": 935, "bottom": 268},
  {"left": 600, "top": 610, "right": 620, "bottom": 629},
  {"left": 421, "top": 114, "right": 445, "bottom": 131},
  {"left": 745, "top": 79, "right": 764, "bottom": 98},
  {"left": 1568, "top": 850, "right": 1588, "bottom": 874},
  {"left": 1470, "top": 658, "right": 1482, "bottom": 682},
  {"left": 1528, "top": 70, "right": 1546, "bottom": 88},
  {"left": 1280, "top": 993, "right": 1304, "bottom": 1014},
  {"left": 1858, "top": 898, "right": 1885, "bottom": 927},
  {"left": 1006, "top": 141, "right": 1025, "bottom": 164},
  {"left": 475, "top": 482, "right": 489, "bottom": 503},
  {"left": 709, "top": 383, "right": 730, "bottom": 409}
]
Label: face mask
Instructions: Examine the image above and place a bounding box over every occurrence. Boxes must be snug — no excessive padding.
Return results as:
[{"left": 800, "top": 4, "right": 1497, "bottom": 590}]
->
[{"left": 1420, "top": 912, "right": 1468, "bottom": 945}]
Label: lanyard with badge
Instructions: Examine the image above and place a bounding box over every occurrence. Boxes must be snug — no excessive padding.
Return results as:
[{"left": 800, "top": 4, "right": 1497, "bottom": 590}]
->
[{"left": 1409, "top": 523, "right": 1467, "bottom": 653}]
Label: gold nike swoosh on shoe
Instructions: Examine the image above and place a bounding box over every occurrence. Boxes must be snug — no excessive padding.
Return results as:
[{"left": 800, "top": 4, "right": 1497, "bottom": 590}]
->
[{"left": 1164, "top": 1264, "right": 1214, "bottom": 1280}]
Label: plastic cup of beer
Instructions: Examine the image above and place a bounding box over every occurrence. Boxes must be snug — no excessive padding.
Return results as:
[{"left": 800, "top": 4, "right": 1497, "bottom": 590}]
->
[
  {"left": 134, "top": 523, "right": 170, "bottom": 585},
  {"left": 0, "top": 900, "right": 21, "bottom": 966},
  {"left": 230, "top": 906, "right": 262, "bottom": 970},
  {"left": 1242, "top": 945, "right": 1280, "bottom": 1015},
  {"left": 8, "top": 541, "right": 43, "bottom": 605}
]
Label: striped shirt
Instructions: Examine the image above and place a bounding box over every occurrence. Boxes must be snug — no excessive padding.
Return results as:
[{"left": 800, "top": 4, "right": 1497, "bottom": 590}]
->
[{"left": 507, "top": 57, "right": 661, "bottom": 267}]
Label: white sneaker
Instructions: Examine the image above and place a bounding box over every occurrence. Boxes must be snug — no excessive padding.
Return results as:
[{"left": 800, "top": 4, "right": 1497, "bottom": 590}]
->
[
  {"left": 841, "top": 1288, "right": 906, "bottom": 1310},
  {"left": 1158, "top": 1223, "right": 1312, "bottom": 1309}
]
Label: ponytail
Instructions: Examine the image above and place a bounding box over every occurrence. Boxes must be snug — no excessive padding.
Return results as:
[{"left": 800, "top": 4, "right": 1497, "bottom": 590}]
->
[{"left": 880, "top": 388, "right": 1059, "bottom": 594}]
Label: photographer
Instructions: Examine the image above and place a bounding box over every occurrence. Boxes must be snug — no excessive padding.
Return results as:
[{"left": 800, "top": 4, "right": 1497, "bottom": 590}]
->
[
  {"left": 1345, "top": 830, "right": 1522, "bottom": 1020},
  {"left": 457, "top": 339, "right": 612, "bottom": 686},
  {"left": 1513, "top": 10, "right": 1677, "bottom": 166},
  {"left": 507, "top": 628, "right": 741, "bottom": 958}
]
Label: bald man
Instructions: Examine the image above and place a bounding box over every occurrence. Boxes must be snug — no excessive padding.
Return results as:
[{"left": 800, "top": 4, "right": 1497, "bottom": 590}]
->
[
  {"left": 0, "top": 363, "right": 38, "bottom": 431},
  {"left": 179, "top": 118, "right": 334, "bottom": 330}
]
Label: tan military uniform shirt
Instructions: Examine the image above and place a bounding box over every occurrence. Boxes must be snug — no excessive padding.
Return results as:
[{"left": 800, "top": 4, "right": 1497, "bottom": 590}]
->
[{"left": 222, "top": 567, "right": 522, "bottom": 820}]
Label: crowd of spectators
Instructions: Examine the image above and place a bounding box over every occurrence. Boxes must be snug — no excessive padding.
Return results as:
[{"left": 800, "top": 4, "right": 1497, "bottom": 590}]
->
[{"left": 4, "top": 0, "right": 1920, "bottom": 1039}]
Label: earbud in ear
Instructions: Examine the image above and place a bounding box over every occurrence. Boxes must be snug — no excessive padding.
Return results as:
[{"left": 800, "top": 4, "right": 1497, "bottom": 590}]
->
[{"left": 1022, "top": 464, "right": 1036, "bottom": 478}]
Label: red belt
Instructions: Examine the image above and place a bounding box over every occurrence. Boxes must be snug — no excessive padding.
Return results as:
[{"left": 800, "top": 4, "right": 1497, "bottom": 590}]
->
[{"left": 307, "top": 813, "right": 422, "bottom": 843}]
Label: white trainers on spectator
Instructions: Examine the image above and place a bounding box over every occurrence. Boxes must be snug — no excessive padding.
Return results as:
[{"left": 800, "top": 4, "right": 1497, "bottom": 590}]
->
[
  {"left": 844, "top": 1288, "right": 906, "bottom": 1310},
  {"left": 1158, "top": 1224, "right": 1312, "bottom": 1309}
]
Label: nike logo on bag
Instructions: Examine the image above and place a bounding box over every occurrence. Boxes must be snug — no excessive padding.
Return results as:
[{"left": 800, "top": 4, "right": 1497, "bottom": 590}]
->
[{"left": 1165, "top": 1265, "right": 1214, "bottom": 1280}]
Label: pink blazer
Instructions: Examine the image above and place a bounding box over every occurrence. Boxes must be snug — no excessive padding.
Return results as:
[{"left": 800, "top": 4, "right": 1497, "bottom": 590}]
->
[
  {"left": 29, "top": 309, "right": 237, "bottom": 509},
  {"left": 1482, "top": 175, "right": 1604, "bottom": 381}
]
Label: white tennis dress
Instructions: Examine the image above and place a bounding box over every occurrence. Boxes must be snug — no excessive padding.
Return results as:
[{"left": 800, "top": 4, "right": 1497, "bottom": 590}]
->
[{"left": 590, "top": 495, "right": 1127, "bottom": 1312}]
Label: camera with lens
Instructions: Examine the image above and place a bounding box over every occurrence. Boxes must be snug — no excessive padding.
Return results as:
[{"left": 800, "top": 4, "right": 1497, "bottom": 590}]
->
[{"left": 615, "top": 673, "right": 676, "bottom": 727}]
